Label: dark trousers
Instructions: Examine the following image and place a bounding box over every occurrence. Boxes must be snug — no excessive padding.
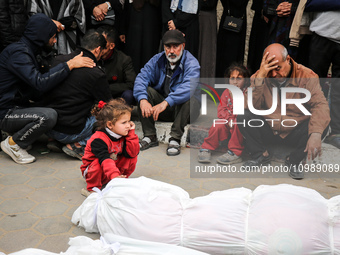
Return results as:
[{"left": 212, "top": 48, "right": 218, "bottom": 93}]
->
[
  {"left": 137, "top": 87, "right": 200, "bottom": 141},
  {"left": 309, "top": 33, "right": 340, "bottom": 134},
  {"left": 0, "top": 107, "right": 57, "bottom": 149},
  {"left": 237, "top": 110, "right": 329, "bottom": 164},
  {"left": 120, "top": 90, "right": 136, "bottom": 106}
]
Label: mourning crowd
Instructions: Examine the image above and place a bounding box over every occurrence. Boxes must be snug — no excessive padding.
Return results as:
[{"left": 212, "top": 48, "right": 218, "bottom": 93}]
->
[{"left": 0, "top": 0, "right": 339, "bottom": 187}]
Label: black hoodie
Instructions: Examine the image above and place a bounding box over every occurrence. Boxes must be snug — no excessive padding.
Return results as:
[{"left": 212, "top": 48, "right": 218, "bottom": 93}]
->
[{"left": 0, "top": 13, "right": 71, "bottom": 119}]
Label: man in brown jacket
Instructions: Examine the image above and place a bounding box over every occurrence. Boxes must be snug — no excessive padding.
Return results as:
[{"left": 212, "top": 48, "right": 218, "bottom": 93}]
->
[{"left": 237, "top": 43, "right": 330, "bottom": 179}]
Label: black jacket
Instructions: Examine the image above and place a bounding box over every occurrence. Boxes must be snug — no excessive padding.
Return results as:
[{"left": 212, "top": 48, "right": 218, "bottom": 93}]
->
[
  {"left": 0, "top": 13, "right": 70, "bottom": 120},
  {"left": 41, "top": 48, "right": 112, "bottom": 134},
  {"left": 100, "top": 49, "right": 136, "bottom": 98},
  {"left": 199, "top": 0, "right": 218, "bottom": 11},
  {"left": 0, "top": 0, "right": 28, "bottom": 51}
]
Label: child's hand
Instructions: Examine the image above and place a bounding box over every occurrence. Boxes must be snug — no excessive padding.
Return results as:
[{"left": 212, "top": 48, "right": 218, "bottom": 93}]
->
[
  {"left": 117, "top": 175, "right": 127, "bottom": 178},
  {"left": 129, "top": 121, "right": 135, "bottom": 130}
]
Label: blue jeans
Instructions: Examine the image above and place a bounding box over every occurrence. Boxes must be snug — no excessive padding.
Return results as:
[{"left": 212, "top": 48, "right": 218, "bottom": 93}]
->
[{"left": 46, "top": 116, "right": 96, "bottom": 146}]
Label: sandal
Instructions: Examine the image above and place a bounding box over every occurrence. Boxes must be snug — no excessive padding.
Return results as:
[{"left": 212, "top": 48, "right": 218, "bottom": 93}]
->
[
  {"left": 62, "top": 143, "right": 85, "bottom": 160},
  {"left": 139, "top": 136, "right": 159, "bottom": 151},
  {"left": 166, "top": 139, "right": 181, "bottom": 156}
]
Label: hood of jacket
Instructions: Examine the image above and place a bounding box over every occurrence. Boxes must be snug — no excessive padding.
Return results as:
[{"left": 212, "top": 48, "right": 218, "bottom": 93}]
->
[{"left": 23, "top": 13, "right": 57, "bottom": 50}]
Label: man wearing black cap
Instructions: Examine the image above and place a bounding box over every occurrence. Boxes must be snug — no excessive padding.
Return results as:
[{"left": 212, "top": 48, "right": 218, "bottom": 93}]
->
[
  {"left": 133, "top": 29, "right": 200, "bottom": 156},
  {"left": 0, "top": 13, "right": 95, "bottom": 164}
]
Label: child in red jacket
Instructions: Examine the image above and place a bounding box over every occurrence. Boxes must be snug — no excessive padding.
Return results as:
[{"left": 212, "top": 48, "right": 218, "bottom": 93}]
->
[
  {"left": 198, "top": 63, "right": 251, "bottom": 165},
  {"left": 80, "top": 99, "right": 139, "bottom": 196}
]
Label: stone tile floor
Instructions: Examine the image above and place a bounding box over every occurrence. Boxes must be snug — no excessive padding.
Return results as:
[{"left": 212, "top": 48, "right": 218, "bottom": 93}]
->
[{"left": 0, "top": 142, "right": 340, "bottom": 254}]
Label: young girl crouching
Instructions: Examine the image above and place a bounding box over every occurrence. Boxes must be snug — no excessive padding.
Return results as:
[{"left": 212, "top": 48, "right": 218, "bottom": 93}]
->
[
  {"left": 80, "top": 99, "right": 139, "bottom": 196},
  {"left": 198, "top": 63, "right": 251, "bottom": 165}
]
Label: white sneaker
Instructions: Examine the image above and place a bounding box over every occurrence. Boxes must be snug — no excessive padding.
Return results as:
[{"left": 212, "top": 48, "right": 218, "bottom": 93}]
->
[{"left": 1, "top": 137, "right": 35, "bottom": 164}]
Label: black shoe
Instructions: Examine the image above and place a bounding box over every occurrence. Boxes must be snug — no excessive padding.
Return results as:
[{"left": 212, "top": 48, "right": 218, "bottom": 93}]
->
[
  {"left": 285, "top": 157, "right": 304, "bottom": 180},
  {"left": 47, "top": 140, "right": 63, "bottom": 153},
  {"left": 243, "top": 153, "right": 272, "bottom": 167},
  {"left": 324, "top": 134, "right": 340, "bottom": 149}
]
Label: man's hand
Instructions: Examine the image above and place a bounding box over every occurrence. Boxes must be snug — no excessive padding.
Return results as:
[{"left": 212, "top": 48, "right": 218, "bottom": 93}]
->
[
  {"left": 97, "top": 2, "right": 109, "bottom": 14},
  {"left": 116, "top": 175, "right": 127, "bottom": 178},
  {"left": 67, "top": 51, "right": 96, "bottom": 70},
  {"left": 140, "top": 99, "right": 154, "bottom": 118},
  {"left": 129, "top": 121, "right": 135, "bottom": 130},
  {"left": 276, "top": 2, "right": 292, "bottom": 17},
  {"left": 93, "top": 6, "right": 105, "bottom": 21},
  {"left": 304, "top": 133, "right": 322, "bottom": 160},
  {"left": 168, "top": 20, "right": 176, "bottom": 30},
  {"left": 52, "top": 19, "right": 64, "bottom": 32},
  {"left": 257, "top": 52, "right": 279, "bottom": 78},
  {"left": 152, "top": 101, "right": 168, "bottom": 121}
]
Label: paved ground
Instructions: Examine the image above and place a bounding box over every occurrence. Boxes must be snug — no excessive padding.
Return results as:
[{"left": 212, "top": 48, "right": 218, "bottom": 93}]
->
[
  {"left": 1, "top": 2, "right": 339, "bottom": 252},
  {"left": 0, "top": 139, "right": 340, "bottom": 254}
]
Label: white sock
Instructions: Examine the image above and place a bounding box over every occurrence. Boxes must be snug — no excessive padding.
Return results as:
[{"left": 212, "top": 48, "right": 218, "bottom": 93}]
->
[{"left": 168, "top": 140, "right": 180, "bottom": 153}]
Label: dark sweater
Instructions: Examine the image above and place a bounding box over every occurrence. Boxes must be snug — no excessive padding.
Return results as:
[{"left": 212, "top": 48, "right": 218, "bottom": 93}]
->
[
  {"left": 100, "top": 49, "right": 136, "bottom": 98},
  {"left": 42, "top": 47, "right": 112, "bottom": 134}
]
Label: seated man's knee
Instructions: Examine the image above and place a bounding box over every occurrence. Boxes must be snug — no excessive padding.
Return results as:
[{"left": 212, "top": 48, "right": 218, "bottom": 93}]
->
[
  {"left": 41, "top": 108, "right": 58, "bottom": 129},
  {"left": 175, "top": 100, "right": 191, "bottom": 116},
  {"left": 147, "top": 86, "right": 157, "bottom": 96},
  {"left": 121, "top": 90, "right": 135, "bottom": 106},
  {"left": 182, "top": 99, "right": 191, "bottom": 108}
]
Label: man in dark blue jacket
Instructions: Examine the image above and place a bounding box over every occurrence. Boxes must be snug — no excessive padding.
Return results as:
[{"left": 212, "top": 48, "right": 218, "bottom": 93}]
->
[
  {"left": 133, "top": 29, "right": 200, "bottom": 156},
  {"left": 0, "top": 13, "right": 95, "bottom": 164}
]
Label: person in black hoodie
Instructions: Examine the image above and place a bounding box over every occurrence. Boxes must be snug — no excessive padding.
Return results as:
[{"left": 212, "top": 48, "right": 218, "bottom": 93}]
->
[
  {"left": 42, "top": 29, "right": 112, "bottom": 160},
  {"left": 0, "top": 13, "right": 95, "bottom": 164}
]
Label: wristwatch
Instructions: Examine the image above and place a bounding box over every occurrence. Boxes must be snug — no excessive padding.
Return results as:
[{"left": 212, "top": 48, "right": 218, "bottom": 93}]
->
[{"left": 106, "top": 1, "right": 112, "bottom": 10}]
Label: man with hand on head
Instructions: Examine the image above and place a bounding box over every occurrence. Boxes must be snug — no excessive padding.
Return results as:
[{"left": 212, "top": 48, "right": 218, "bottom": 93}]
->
[
  {"left": 133, "top": 29, "right": 200, "bottom": 156},
  {"left": 238, "top": 43, "right": 330, "bottom": 179},
  {"left": 0, "top": 13, "right": 95, "bottom": 164}
]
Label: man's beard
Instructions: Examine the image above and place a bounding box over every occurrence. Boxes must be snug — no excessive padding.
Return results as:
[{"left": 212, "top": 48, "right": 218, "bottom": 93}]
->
[
  {"left": 42, "top": 43, "right": 54, "bottom": 53},
  {"left": 166, "top": 48, "right": 183, "bottom": 64}
]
